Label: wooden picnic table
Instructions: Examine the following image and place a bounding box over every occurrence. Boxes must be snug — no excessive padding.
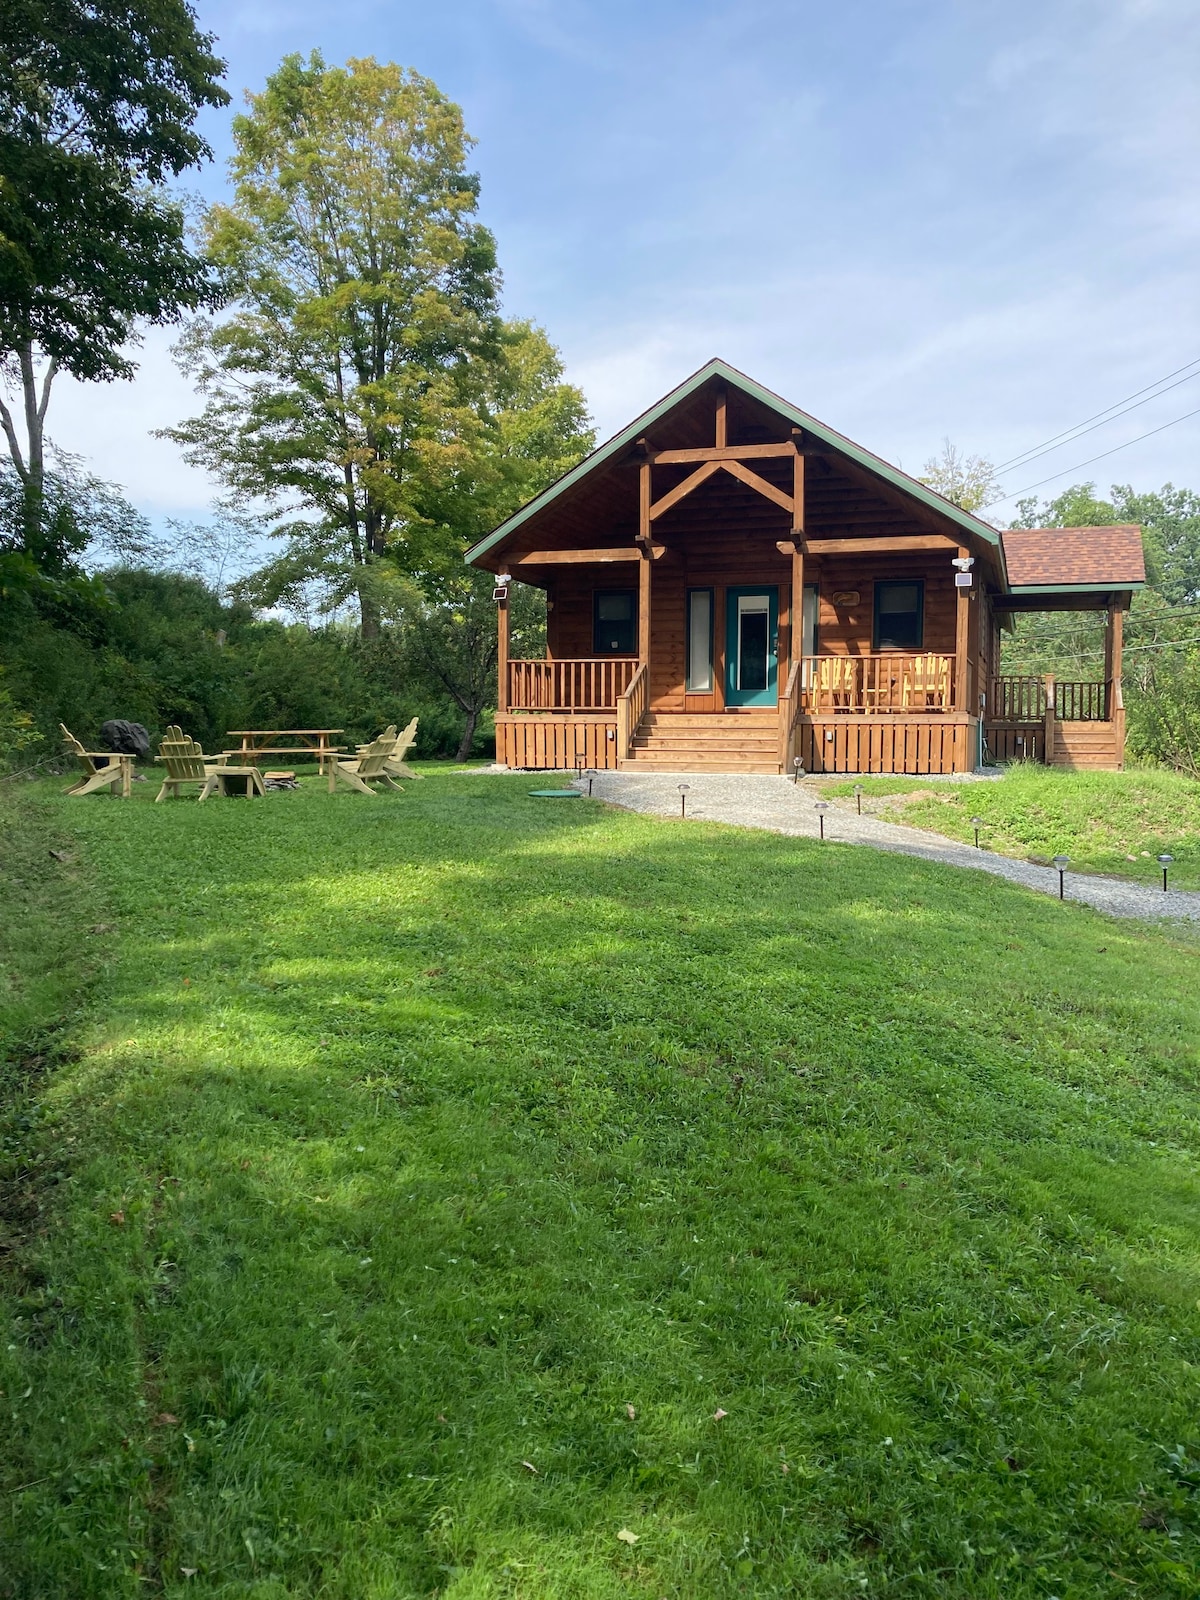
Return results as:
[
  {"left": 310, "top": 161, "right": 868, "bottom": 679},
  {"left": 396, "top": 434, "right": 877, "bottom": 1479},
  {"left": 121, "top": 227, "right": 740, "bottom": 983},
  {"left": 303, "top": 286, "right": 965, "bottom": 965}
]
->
[{"left": 223, "top": 729, "right": 345, "bottom": 771}]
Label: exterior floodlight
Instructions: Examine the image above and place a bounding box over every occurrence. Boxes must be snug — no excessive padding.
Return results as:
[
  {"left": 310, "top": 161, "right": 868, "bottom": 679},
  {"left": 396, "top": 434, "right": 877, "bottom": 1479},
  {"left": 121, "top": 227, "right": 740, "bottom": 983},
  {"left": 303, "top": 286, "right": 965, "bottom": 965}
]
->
[
  {"left": 1052, "top": 854, "right": 1070, "bottom": 900},
  {"left": 498, "top": 572, "right": 512, "bottom": 585},
  {"left": 814, "top": 799, "right": 830, "bottom": 840},
  {"left": 1158, "top": 853, "right": 1174, "bottom": 892},
  {"left": 951, "top": 555, "right": 975, "bottom": 571},
  {"left": 854, "top": 783, "right": 864, "bottom": 815},
  {"left": 678, "top": 782, "right": 691, "bottom": 818},
  {"left": 971, "top": 815, "right": 984, "bottom": 850}
]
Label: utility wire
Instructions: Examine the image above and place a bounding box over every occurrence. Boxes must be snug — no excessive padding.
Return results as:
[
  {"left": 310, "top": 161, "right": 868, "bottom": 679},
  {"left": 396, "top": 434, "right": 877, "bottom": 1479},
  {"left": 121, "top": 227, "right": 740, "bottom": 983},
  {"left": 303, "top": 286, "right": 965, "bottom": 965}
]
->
[
  {"left": 995, "top": 355, "right": 1200, "bottom": 472},
  {"left": 989, "top": 404, "right": 1200, "bottom": 505},
  {"left": 992, "top": 367, "right": 1200, "bottom": 478}
]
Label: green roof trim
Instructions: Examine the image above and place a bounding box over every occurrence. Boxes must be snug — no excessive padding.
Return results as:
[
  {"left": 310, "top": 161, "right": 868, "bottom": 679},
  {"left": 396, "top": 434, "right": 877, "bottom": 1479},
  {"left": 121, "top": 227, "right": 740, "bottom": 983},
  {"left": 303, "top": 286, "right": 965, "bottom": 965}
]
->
[
  {"left": 465, "top": 357, "right": 1004, "bottom": 567},
  {"left": 1000, "top": 581, "right": 1146, "bottom": 595}
]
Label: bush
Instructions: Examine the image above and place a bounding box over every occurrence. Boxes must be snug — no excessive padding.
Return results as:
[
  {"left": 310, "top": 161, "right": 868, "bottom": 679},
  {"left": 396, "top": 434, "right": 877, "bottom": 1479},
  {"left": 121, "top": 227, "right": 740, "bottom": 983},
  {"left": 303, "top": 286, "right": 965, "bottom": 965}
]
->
[{"left": 0, "top": 567, "right": 494, "bottom": 765}]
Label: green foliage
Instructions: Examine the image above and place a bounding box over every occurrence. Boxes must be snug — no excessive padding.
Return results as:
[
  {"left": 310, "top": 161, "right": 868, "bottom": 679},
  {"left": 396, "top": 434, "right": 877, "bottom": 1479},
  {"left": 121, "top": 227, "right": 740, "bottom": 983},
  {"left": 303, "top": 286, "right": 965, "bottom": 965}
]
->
[
  {"left": 827, "top": 766, "right": 1200, "bottom": 888},
  {"left": 0, "top": 566, "right": 492, "bottom": 766},
  {"left": 4, "top": 779, "right": 1200, "bottom": 1595},
  {"left": 919, "top": 438, "right": 999, "bottom": 511},
  {"left": 167, "top": 54, "right": 591, "bottom": 636},
  {"left": 0, "top": 0, "right": 228, "bottom": 381}
]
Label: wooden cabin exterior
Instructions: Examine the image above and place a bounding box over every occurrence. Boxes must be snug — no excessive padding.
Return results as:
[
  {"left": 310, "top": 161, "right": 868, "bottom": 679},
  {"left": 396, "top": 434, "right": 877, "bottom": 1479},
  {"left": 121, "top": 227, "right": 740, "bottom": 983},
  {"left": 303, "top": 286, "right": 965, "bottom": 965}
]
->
[{"left": 467, "top": 361, "right": 1145, "bottom": 775}]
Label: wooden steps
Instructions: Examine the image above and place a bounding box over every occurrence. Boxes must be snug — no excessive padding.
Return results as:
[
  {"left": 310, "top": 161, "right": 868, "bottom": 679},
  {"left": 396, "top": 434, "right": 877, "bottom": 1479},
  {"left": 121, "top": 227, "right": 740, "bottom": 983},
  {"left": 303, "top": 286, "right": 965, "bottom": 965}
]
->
[
  {"left": 1049, "top": 721, "right": 1122, "bottom": 770},
  {"left": 624, "top": 712, "right": 780, "bottom": 773}
]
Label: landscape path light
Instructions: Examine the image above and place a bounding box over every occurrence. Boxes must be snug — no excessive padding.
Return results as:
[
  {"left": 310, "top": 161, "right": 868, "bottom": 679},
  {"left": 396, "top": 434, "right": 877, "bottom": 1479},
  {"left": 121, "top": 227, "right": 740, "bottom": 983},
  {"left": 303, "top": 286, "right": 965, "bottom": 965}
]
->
[
  {"left": 793, "top": 757, "right": 804, "bottom": 785},
  {"left": 815, "top": 799, "right": 830, "bottom": 840},
  {"left": 678, "top": 782, "right": 691, "bottom": 819},
  {"left": 583, "top": 767, "right": 596, "bottom": 797},
  {"left": 1158, "top": 853, "right": 1174, "bottom": 892},
  {"left": 854, "top": 783, "right": 863, "bottom": 815},
  {"left": 971, "top": 815, "right": 984, "bottom": 850},
  {"left": 1053, "top": 854, "right": 1070, "bottom": 900}
]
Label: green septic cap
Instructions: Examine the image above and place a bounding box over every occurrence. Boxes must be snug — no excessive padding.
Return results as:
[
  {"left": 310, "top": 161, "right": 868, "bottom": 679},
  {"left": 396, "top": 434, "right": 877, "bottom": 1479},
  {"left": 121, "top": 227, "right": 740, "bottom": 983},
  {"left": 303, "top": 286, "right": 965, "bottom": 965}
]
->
[{"left": 528, "top": 789, "right": 582, "bottom": 798}]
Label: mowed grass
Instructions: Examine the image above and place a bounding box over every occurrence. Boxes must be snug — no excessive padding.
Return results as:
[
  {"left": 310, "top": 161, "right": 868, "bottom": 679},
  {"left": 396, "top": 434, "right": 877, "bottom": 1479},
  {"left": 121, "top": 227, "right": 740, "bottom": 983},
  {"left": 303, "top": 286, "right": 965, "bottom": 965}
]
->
[
  {"left": 3, "top": 775, "right": 1200, "bottom": 1599},
  {"left": 825, "top": 766, "right": 1200, "bottom": 889}
]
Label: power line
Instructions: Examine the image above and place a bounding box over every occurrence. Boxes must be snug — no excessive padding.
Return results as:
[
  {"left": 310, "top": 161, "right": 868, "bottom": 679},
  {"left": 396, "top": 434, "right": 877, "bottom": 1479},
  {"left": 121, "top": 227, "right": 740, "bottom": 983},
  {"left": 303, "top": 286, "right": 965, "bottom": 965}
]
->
[
  {"left": 994, "top": 365, "right": 1200, "bottom": 477},
  {"left": 995, "top": 355, "right": 1200, "bottom": 472},
  {"left": 989, "top": 404, "right": 1200, "bottom": 505}
]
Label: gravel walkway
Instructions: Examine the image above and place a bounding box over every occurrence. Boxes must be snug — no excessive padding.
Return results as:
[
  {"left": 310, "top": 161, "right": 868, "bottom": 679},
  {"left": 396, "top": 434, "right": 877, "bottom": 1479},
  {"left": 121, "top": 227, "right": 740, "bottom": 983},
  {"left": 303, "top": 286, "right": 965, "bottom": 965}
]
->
[{"left": 569, "top": 769, "right": 1200, "bottom": 924}]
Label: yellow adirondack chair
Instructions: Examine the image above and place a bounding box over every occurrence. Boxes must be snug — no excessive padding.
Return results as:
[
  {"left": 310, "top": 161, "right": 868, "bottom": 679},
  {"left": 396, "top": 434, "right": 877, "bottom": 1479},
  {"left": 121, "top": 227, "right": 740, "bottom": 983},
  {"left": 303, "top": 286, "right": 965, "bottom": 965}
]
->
[
  {"left": 812, "top": 656, "right": 859, "bottom": 711},
  {"left": 60, "top": 724, "right": 132, "bottom": 798},
  {"left": 329, "top": 733, "right": 405, "bottom": 795},
  {"left": 384, "top": 716, "right": 421, "bottom": 780},
  {"left": 902, "top": 653, "right": 952, "bottom": 711},
  {"left": 154, "top": 725, "right": 227, "bottom": 801},
  {"left": 354, "top": 719, "right": 422, "bottom": 780}
]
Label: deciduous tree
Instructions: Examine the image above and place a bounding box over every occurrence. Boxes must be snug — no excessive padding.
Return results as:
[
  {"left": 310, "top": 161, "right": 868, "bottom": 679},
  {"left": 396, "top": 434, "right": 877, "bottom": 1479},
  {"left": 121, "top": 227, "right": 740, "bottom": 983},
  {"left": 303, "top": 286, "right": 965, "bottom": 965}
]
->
[
  {"left": 167, "top": 53, "right": 537, "bottom": 638},
  {"left": 0, "top": 0, "right": 227, "bottom": 554}
]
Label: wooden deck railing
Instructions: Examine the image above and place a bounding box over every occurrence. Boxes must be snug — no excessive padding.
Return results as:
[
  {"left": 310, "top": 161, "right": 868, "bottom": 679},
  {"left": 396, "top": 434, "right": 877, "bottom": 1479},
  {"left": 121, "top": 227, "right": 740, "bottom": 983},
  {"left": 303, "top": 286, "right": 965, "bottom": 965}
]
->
[
  {"left": 798, "top": 653, "right": 955, "bottom": 713},
  {"left": 779, "top": 659, "right": 803, "bottom": 770},
  {"left": 507, "top": 657, "right": 638, "bottom": 712},
  {"left": 616, "top": 663, "right": 649, "bottom": 760},
  {"left": 990, "top": 676, "right": 1108, "bottom": 723}
]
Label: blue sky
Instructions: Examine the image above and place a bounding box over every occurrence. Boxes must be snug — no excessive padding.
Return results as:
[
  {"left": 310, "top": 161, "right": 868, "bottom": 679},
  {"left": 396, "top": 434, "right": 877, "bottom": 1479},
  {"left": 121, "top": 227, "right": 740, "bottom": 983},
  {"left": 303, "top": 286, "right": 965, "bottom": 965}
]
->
[{"left": 48, "top": 0, "right": 1200, "bottom": 526}]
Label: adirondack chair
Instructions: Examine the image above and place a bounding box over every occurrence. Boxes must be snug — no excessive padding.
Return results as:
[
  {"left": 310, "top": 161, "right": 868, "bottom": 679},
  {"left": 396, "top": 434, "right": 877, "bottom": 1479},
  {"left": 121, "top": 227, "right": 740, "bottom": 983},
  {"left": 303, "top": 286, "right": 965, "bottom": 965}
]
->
[
  {"left": 60, "top": 724, "right": 132, "bottom": 798},
  {"left": 903, "top": 653, "right": 952, "bottom": 711},
  {"left": 354, "top": 719, "right": 422, "bottom": 780},
  {"left": 329, "top": 733, "right": 405, "bottom": 795},
  {"left": 384, "top": 716, "right": 421, "bottom": 779},
  {"left": 154, "top": 725, "right": 226, "bottom": 801},
  {"left": 811, "top": 656, "right": 858, "bottom": 711}
]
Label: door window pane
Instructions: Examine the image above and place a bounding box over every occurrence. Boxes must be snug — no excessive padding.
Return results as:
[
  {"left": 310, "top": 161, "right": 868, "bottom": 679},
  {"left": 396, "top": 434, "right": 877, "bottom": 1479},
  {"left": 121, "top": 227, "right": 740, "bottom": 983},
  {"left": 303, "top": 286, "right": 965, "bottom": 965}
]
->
[
  {"left": 593, "top": 590, "right": 637, "bottom": 655},
  {"left": 686, "top": 589, "right": 712, "bottom": 691},
  {"left": 738, "top": 596, "right": 770, "bottom": 691},
  {"left": 874, "top": 581, "right": 924, "bottom": 650}
]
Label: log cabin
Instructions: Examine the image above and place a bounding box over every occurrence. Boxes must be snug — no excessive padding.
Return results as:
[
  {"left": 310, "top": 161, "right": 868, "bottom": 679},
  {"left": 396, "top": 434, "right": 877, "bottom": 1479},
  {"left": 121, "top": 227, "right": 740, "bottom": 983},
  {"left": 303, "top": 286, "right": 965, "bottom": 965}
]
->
[{"left": 466, "top": 359, "right": 1146, "bottom": 775}]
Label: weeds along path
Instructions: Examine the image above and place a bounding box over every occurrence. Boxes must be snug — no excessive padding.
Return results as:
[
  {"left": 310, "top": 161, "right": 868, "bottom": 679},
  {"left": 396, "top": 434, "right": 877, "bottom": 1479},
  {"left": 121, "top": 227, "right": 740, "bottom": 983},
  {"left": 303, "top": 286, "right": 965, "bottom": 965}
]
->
[{"left": 3, "top": 774, "right": 1200, "bottom": 1599}]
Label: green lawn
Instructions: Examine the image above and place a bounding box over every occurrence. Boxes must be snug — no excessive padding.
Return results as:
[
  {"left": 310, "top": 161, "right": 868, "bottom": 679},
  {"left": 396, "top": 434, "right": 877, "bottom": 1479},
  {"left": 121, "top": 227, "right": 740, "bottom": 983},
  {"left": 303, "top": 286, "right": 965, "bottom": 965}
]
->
[
  {"left": 825, "top": 766, "right": 1200, "bottom": 890},
  {"left": 3, "top": 774, "right": 1200, "bottom": 1598}
]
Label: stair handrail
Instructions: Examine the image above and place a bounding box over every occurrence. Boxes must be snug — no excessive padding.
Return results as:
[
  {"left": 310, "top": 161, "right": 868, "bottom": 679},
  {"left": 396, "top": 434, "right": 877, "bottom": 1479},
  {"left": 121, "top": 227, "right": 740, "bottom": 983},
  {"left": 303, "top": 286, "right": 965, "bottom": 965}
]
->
[
  {"left": 616, "top": 662, "right": 649, "bottom": 763},
  {"left": 778, "top": 658, "right": 803, "bottom": 772}
]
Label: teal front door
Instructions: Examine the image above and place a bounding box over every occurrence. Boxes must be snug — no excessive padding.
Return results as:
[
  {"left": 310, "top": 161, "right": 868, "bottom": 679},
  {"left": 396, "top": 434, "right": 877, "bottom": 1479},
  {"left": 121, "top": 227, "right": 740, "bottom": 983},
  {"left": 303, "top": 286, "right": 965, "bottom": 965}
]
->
[{"left": 725, "top": 587, "right": 779, "bottom": 707}]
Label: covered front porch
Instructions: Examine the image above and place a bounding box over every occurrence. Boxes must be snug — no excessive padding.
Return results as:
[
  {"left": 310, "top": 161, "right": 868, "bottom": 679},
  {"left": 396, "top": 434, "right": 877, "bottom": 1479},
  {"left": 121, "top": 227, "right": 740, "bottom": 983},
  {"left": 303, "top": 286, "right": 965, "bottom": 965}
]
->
[{"left": 473, "top": 361, "right": 1141, "bottom": 776}]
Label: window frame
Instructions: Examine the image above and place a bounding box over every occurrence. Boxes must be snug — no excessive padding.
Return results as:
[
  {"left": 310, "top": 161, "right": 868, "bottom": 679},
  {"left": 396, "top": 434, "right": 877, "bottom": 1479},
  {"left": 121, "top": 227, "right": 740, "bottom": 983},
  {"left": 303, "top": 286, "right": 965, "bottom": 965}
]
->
[
  {"left": 873, "top": 579, "right": 925, "bottom": 652},
  {"left": 592, "top": 587, "right": 638, "bottom": 656},
  {"left": 685, "top": 586, "right": 714, "bottom": 692}
]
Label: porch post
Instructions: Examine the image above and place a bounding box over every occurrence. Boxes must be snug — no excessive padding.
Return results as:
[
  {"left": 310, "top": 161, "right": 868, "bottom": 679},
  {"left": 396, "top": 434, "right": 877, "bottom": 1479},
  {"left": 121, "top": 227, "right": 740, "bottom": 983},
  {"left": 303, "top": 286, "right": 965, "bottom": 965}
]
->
[
  {"left": 1104, "top": 600, "right": 1123, "bottom": 719},
  {"left": 954, "top": 546, "right": 971, "bottom": 712},
  {"left": 791, "top": 437, "right": 806, "bottom": 672},
  {"left": 496, "top": 587, "right": 509, "bottom": 715},
  {"left": 1043, "top": 673, "right": 1056, "bottom": 763},
  {"left": 639, "top": 459, "right": 652, "bottom": 669}
]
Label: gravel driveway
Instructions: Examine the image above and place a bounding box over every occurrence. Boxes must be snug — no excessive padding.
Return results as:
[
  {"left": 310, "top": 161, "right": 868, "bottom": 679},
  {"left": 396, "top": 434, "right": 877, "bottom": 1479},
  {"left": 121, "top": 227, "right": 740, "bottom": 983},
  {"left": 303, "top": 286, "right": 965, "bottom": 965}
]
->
[{"left": 569, "top": 769, "right": 1200, "bottom": 923}]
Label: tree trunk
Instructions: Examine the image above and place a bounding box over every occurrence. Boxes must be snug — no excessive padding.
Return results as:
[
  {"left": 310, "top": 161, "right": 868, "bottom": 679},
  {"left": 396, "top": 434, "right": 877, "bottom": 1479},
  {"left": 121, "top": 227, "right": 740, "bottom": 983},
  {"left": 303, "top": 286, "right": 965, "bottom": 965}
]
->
[
  {"left": 0, "top": 341, "right": 57, "bottom": 558},
  {"left": 359, "top": 586, "right": 381, "bottom": 641},
  {"left": 455, "top": 706, "right": 478, "bottom": 763}
]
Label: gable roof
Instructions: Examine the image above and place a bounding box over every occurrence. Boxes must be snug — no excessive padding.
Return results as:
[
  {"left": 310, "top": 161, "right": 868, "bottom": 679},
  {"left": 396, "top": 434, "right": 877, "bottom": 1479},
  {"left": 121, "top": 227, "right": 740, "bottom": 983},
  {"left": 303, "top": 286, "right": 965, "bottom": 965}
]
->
[
  {"left": 999, "top": 526, "right": 1146, "bottom": 591},
  {"left": 465, "top": 356, "right": 1004, "bottom": 566}
]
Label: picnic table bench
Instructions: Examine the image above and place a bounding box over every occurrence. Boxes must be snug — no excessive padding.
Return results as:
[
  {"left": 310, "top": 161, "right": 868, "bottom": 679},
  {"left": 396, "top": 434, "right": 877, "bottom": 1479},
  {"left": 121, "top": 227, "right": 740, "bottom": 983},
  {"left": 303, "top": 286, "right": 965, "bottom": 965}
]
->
[{"left": 223, "top": 729, "right": 345, "bottom": 771}]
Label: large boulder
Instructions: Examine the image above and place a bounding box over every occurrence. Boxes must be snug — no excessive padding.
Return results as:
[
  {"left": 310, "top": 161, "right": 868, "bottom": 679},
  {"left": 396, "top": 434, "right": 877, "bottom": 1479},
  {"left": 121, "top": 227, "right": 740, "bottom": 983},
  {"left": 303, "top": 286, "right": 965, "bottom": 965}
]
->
[{"left": 100, "top": 720, "right": 151, "bottom": 759}]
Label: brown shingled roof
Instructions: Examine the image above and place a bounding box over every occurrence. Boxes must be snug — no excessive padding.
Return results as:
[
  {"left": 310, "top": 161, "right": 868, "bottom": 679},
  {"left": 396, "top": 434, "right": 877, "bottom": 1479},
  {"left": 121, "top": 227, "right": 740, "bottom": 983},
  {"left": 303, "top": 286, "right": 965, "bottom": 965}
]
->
[{"left": 1000, "top": 525, "right": 1146, "bottom": 588}]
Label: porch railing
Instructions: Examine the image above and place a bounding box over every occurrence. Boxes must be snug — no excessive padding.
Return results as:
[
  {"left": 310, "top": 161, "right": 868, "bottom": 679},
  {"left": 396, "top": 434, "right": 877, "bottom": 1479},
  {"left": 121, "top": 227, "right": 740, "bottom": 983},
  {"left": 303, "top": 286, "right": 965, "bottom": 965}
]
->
[
  {"left": 798, "top": 653, "right": 955, "bottom": 713},
  {"left": 989, "top": 676, "right": 1109, "bottom": 723},
  {"left": 507, "top": 657, "right": 638, "bottom": 712}
]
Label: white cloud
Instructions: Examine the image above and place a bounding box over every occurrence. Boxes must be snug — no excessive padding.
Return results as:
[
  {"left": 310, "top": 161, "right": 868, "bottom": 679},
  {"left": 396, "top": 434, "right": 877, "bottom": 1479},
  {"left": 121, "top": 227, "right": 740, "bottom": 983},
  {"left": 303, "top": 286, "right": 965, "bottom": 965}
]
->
[{"left": 45, "top": 327, "right": 220, "bottom": 517}]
